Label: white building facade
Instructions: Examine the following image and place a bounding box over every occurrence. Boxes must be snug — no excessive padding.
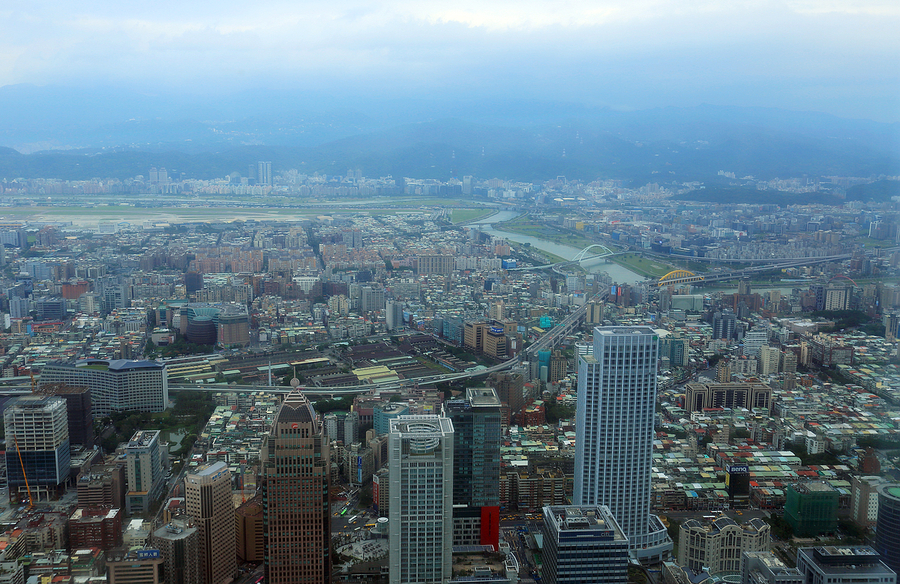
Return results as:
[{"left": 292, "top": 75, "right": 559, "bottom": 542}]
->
[
  {"left": 574, "top": 326, "right": 672, "bottom": 562},
  {"left": 39, "top": 359, "right": 168, "bottom": 416},
  {"left": 388, "top": 415, "right": 454, "bottom": 584}
]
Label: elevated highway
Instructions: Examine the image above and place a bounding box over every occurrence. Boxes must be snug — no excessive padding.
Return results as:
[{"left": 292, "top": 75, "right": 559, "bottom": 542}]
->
[
  {"left": 651, "top": 250, "right": 895, "bottom": 287},
  {"left": 1, "top": 295, "right": 605, "bottom": 400}
]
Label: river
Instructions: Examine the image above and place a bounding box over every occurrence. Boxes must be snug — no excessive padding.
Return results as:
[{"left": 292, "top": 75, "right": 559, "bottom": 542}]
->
[{"left": 470, "top": 210, "right": 645, "bottom": 284}]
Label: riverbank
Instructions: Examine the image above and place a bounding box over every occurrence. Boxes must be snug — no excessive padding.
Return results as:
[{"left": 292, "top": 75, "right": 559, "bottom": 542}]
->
[
  {"left": 451, "top": 208, "right": 495, "bottom": 224},
  {"left": 495, "top": 213, "right": 595, "bottom": 249},
  {"left": 466, "top": 210, "right": 647, "bottom": 284},
  {"left": 606, "top": 253, "right": 674, "bottom": 278}
]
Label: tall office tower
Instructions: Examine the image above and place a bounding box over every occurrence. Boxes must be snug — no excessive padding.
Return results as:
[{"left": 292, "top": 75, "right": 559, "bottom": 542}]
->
[
  {"left": 810, "top": 284, "right": 826, "bottom": 311},
  {"left": 851, "top": 476, "right": 885, "bottom": 528},
  {"left": 743, "top": 329, "right": 769, "bottom": 359},
  {"left": 151, "top": 516, "right": 201, "bottom": 584},
  {"left": 825, "top": 284, "right": 852, "bottom": 311},
  {"left": 184, "top": 272, "right": 204, "bottom": 295},
  {"left": 388, "top": 415, "right": 454, "bottom": 584},
  {"left": 236, "top": 495, "right": 264, "bottom": 563},
  {"left": 712, "top": 309, "right": 737, "bottom": 340},
  {"left": 885, "top": 312, "right": 900, "bottom": 342},
  {"left": 185, "top": 462, "right": 235, "bottom": 584},
  {"left": 261, "top": 390, "right": 331, "bottom": 584},
  {"left": 758, "top": 346, "right": 781, "bottom": 375},
  {"left": 4, "top": 395, "right": 70, "bottom": 502},
  {"left": 344, "top": 410, "right": 360, "bottom": 445},
  {"left": 8, "top": 294, "right": 29, "bottom": 318},
  {"left": 575, "top": 326, "right": 672, "bottom": 562},
  {"left": 124, "top": 430, "right": 166, "bottom": 514},
  {"left": 462, "top": 175, "right": 473, "bottom": 195},
  {"left": 385, "top": 299, "right": 401, "bottom": 330},
  {"left": 541, "top": 505, "right": 630, "bottom": 584},
  {"left": 875, "top": 483, "right": 900, "bottom": 574},
  {"left": 447, "top": 389, "right": 501, "bottom": 548},
  {"left": 488, "top": 371, "right": 524, "bottom": 426},
  {"left": 37, "top": 383, "right": 93, "bottom": 448},
  {"left": 360, "top": 285, "right": 386, "bottom": 313},
  {"left": 257, "top": 161, "right": 272, "bottom": 186}
]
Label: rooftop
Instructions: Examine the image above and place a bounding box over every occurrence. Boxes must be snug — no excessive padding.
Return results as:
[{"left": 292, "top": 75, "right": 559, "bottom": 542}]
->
[
  {"left": 127, "top": 430, "right": 160, "bottom": 448},
  {"left": 596, "top": 326, "right": 659, "bottom": 336},
  {"left": 543, "top": 505, "right": 627, "bottom": 541},
  {"left": 466, "top": 387, "right": 501, "bottom": 407},
  {"left": 191, "top": 460, "right": 228, "bottom": 477},
  {"left": 795, "top": 481, "right": 836, "bottom": 494},
  {"left": 800, "top": 546, "right": 892, "bottom": 572},
  {"left": 273, "top": 390, "right": 316, "bottom": 427}
]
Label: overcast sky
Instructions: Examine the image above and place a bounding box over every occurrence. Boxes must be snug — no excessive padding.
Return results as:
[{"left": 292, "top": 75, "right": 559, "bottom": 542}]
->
[{"left": 1, "top": 0, "right": 898, "bottom": 122}]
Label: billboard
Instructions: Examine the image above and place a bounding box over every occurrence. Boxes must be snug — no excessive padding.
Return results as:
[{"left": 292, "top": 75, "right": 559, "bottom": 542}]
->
[{"left": 136, "top": 550, "right": 160, "bottom": 559}]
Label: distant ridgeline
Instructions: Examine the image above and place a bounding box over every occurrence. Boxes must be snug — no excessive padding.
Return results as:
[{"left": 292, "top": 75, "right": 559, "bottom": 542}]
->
[
  {"left": 674, "top": 187, "right": 844, "bottom": 206},
  {"left": 846, "top": 180, "right": 900, "bottom": 202},
  {"left": 0, "top": 106, "right": 898, "bottom": 183}
]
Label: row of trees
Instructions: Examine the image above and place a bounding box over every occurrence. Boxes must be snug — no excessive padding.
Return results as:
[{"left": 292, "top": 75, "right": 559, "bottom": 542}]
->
[{"left": 99, "top": 391, "right": 215, "bottom": 453}]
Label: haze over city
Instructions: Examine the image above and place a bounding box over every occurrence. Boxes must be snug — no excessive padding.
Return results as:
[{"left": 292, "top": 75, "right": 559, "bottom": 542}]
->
[
  {"left": 1, "top": 0, "right": 899, "bottom": 143},
  {"left": 0, "top": 2, "right": 899, "bottom": 584}
]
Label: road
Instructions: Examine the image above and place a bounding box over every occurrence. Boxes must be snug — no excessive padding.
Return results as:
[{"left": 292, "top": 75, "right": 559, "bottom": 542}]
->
[{"left": 0, "top": 284, "right": 604, "bottom": 400}]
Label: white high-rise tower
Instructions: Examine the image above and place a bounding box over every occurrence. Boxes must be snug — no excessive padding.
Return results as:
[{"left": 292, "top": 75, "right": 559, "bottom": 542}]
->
[
  {"left": 575, "top": 326, "right": 672, "bottom": 562},
  {"left": 388, "top": 415, "right": 454, "bottom": 584}
]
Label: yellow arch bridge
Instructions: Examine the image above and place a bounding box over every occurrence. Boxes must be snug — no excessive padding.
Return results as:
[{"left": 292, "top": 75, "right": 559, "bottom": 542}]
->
[{"left": 657, "top": 269, "right": 705, "bottom": 287}]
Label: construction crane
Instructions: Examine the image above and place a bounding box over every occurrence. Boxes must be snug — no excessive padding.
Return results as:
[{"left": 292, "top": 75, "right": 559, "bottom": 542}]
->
[{"left": 13, "top": 435, "right": 34, "bottom": 510}]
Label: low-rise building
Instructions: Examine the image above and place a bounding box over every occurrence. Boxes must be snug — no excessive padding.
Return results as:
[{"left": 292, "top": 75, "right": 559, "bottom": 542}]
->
[
  {"left": 677, "top": 517, "right": 770, "bottom": 575},
  {"left": 741, "top": 551, "right": 802, "bottom": 584}
]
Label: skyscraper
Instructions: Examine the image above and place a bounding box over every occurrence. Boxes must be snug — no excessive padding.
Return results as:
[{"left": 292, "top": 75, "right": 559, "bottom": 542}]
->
[
  {"left": 257, "top": 161, "right": 272, "bottom": 186},
  {"left": 151, "top": 516, "right": 201, "bottom": 584},
  {"left": 447, "top": 388, "right": 502, "bottom": 548},
  {"left": 712, "top": 309, "right": 737, "bottom": 340},
  {"left": 875, "top": 483, "right": 900, "bottom": 574},
  {"left": 4, "top": 395, "right": 70, "bottom": 502},
  {"left": 488, "top": 371, "right": 524, "bottom": 427},
  {"left": 261, "top": 390, "right": 331, "bottom": 584},
  {"left": 37, "top": 383, "right": 93, "bottom": 448},
  {"left": 124, "top": 430, "right": 166, "bottom": 514},
  {"left": 388, "top": 415, "right": 454, "bottom": 584},
  {"left": 541, "top": 505, "right": 630, "bottom": 584},
  {"left": 574, "top": 326, "right": 672, "bottom": 562},
  {"left": 185, "top": 461, "right": 235, "bottom": 584}
]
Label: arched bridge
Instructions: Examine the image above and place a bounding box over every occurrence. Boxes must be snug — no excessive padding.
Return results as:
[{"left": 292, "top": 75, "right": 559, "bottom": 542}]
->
[
  {"left": 657, "top": 269, "right": 705, "bottom": 287},
  {"left": 572, "top": 244, "right": 617, "bottom": 262},
  {"left": 510, "top": 243, "right": 624, "bottom": 271}
]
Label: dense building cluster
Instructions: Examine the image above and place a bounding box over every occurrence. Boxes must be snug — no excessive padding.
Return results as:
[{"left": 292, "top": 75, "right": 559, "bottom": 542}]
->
[{"left": 0, "top": 177, "right": 899, "bottom": 583}]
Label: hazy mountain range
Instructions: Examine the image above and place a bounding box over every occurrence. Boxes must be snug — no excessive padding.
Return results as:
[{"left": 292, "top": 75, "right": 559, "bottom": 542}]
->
[{"left": 0, "top": 84, "right": 897, "bottom": 184}]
